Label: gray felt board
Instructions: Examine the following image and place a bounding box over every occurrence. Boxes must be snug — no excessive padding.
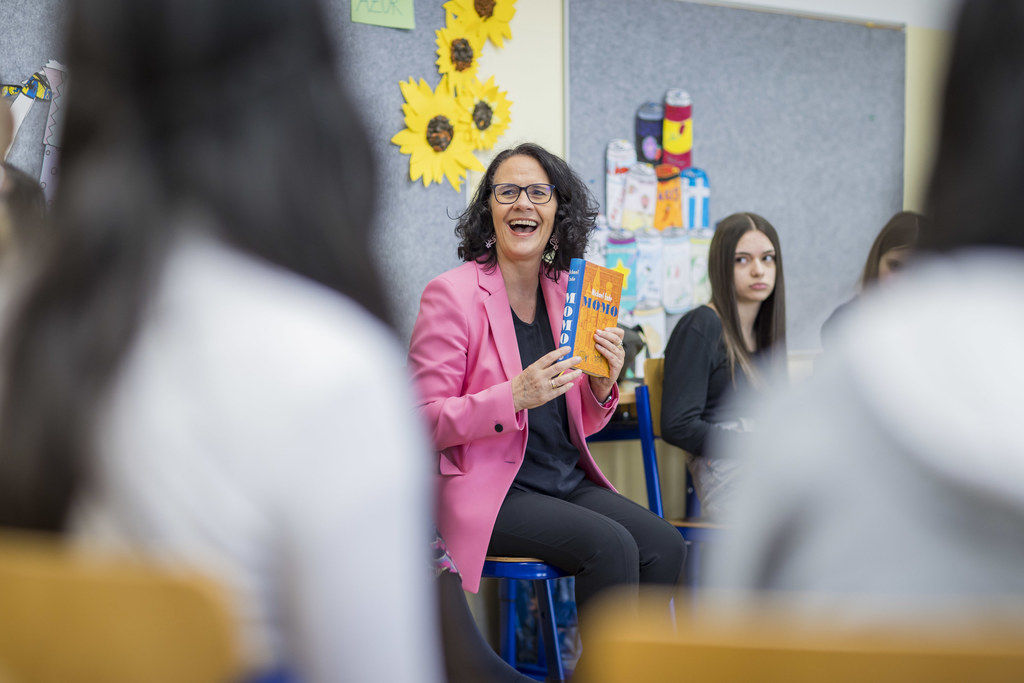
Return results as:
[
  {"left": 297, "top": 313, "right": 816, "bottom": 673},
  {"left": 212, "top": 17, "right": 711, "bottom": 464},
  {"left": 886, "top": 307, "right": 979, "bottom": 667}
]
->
[
  {"left": 3, "top": 1, "right": 905, "bottom": 351},
  {"left": 567, "top": 0, "right": 906, "bottom": 352}
]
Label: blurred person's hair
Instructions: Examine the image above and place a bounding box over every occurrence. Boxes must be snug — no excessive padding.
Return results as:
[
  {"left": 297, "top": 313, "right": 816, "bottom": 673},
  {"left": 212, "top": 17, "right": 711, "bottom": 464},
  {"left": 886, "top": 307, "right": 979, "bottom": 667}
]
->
[
  {"left": 0, "top": 0, "right": 387, "bottom": 531},
  {"left": 0, "top": 162, "right": 47, "bottom": 253},
  {"left": 708, "top": 212, "right": 787, "bottom": 389},
  {"left": 923, "top": 0, "right": 1024, "bottom": 252},
  {"left": 860, "top": 211, "right": 926, "bottom": 285}
]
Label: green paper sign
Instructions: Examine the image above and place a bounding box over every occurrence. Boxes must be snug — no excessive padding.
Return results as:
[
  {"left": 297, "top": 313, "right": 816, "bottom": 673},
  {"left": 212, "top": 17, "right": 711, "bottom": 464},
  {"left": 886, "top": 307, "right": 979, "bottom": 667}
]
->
[{"left": 351, "top": 0, "right": 415, "bottom": 30}]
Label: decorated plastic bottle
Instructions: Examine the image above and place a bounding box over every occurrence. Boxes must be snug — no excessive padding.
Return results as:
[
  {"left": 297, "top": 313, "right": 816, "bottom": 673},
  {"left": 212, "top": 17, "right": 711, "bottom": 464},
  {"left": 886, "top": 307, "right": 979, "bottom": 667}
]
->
[
  {"left": 619, "top": 162, "right": 657, "bottom": 232},
  {"left": 634, "top": 230, "right": 663, "bottom": 307},
  {"left": 605, "top": 230, "right": 638, "bottom": 313},
  {"left": 681, "top": 167, "right": 710, "bottom": 231},
  {"left": 632, "top": 303, "right": 667, "bottom": 376},
  {"left": 654, "top": 164, "right": 683, "bottom": 231},
  {"left": 661, "top": 228, "right": 693, "bottom": 314},
  {"left": 605, "top": 139, "right": 635, "bottom": 230},
  {"left": 689, "top": 227, "right": 714, "bottom": 306},
  {"left": 585, "top": 214, "right": 610, "bottom": 265}
]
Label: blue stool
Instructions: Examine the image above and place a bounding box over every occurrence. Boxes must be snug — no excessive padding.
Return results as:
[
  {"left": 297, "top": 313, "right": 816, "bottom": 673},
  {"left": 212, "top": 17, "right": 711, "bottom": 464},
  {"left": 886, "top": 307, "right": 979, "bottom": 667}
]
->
[{"left": 482, "top": 556, "right": 568, "bottom": 682}]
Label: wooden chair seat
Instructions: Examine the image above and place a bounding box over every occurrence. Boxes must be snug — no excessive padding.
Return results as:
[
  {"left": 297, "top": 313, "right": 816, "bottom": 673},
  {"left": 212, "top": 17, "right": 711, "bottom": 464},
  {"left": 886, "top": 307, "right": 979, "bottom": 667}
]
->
[{"left": 0, "top": 530, "right": 240, "bottom": 683}]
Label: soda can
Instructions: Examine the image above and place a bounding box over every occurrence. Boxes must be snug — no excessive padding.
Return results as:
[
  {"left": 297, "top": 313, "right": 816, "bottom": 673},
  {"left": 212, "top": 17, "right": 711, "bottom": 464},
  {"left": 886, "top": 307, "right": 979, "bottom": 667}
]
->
[
  {"left": 654, "top": 163, "right": 683, "bottom": 231},
  {"left": 634, "top": 101, "right": 663, "bottom": 165},
  {"left": 662, "top": 89, "right": 692, "bottom": 170},
  {"left": 605, "top": 139, "right": 636, "bottom": 230},
  {"left": 681, "top": 167, "right": 710, "bottom": 230},
  {"left": 605, "top": 230, "right": 638, "bottom": 313},
  {"left": 620, "top": 162, "right": 657, "bottom": 232}
]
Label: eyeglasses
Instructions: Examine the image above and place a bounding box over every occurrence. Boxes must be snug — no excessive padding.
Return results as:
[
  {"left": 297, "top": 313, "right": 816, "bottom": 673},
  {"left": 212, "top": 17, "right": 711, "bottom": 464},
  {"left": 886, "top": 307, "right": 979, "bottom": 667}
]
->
[{"left": 492, "top": 183, "right": 556, "bottom": 205}]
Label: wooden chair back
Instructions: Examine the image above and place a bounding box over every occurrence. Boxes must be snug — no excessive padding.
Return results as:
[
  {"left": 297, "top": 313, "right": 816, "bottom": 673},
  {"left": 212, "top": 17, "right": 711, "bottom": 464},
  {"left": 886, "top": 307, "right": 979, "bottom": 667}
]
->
[
  {"left": 0, "top": 531, "right": 241, "bottom": 683},
  {"left": 644, "top": 357, "right": 665, "bottom": 438},
  {"left": 579, "top": 588, "right": 1024, "bottom": 683}
]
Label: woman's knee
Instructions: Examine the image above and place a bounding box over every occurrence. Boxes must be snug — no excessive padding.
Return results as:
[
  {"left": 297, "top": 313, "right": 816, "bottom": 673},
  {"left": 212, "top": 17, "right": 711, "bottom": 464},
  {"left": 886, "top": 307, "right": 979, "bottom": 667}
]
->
[
  {"left": 639, "top": 520, "right": 688, "bottom": 584},
  {"left": 582, "top": 519, "right": 641, "bottom": 582}
]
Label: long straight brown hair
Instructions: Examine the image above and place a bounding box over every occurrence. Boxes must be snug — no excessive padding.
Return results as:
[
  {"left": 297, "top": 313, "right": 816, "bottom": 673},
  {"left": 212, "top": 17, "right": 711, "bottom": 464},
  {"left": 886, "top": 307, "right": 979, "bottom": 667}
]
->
[
  {"left": 707, "top": 212, "right": 787, "bottom": 388},
  {"left": 860, "top": 211, "right": 926, "bottom": 286}
]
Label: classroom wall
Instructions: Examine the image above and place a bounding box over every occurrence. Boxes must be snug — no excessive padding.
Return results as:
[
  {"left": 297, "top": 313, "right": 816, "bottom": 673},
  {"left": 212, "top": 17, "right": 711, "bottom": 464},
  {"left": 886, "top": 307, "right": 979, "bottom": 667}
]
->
[{"left": 470, "top": 0, "right": 958, "bottom": 592}]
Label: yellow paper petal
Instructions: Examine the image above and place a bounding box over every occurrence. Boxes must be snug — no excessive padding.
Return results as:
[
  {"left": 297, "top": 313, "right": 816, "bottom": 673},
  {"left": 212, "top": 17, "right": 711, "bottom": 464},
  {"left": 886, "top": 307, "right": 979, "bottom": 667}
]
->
[
  {"left": 443, "top": 0, "right": 516, "bottom": 49},
  {"left": 392, "top": 76, "right": 482, "bottom": 190}
]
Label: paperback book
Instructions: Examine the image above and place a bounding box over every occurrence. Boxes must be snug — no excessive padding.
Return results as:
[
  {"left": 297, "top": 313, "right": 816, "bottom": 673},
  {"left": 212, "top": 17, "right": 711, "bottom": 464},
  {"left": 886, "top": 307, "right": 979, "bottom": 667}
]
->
[{"left": 559, "top": 258, "right": 624, "bottom": 378}]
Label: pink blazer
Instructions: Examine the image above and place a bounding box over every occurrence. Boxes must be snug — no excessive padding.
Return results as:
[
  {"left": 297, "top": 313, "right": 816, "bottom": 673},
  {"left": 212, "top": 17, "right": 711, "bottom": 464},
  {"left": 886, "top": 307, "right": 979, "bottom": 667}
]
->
[{"left": 408, "top": 260, "right": 618, "bottom": 592}]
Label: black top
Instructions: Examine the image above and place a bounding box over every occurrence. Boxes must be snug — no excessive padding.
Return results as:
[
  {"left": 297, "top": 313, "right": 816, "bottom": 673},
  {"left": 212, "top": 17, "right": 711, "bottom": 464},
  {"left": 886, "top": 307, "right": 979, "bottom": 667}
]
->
[
  {"left": 819, "top": 297, "right": 856, "bottom": 352},
  {"left": 660, "top": 305, "right": 753, "bottom": 457},
  {"left": 510, "top": 288, "right": 585, "bottom": 497}
]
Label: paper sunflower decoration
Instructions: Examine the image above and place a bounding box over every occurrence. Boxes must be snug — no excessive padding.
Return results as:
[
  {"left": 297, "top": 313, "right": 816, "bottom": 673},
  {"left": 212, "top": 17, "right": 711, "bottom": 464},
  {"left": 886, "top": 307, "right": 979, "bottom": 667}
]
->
[
  {"left": 391, "top": 77, "right": 484, "bottom": 191},
  {"left": 443, "top": 0, "right": 516, "bottom": 48},
  {"left": 456, "top": 76, "right": 512, "bottom": 151},
  {"left": 435, "top": 22, "right": 485, "bottom": 94}
]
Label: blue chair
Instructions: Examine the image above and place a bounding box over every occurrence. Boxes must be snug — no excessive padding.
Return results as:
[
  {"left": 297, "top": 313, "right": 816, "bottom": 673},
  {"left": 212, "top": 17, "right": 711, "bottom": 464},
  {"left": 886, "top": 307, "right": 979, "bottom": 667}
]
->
[
  {"left": 636, "top": 358, "right": 726, "bottom": 587},
  {"left": 482, "top": 556, "right": 569, "bottom": 682}
]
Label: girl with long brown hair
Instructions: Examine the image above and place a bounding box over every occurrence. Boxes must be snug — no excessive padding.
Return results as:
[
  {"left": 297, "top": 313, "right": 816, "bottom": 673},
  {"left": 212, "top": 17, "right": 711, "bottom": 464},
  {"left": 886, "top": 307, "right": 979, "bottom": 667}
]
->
[{"left": 660, "top": 212, "right": 787, "bottom": 520}]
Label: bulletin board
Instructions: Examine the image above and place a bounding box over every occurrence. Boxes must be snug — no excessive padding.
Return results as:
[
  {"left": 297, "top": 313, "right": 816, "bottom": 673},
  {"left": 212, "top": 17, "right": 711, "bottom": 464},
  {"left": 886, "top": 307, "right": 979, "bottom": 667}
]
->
[
  {"left": 2, "top": 0, "right": 466, "bottom": 344},
  {"left": 326, "top": 1, "right": 466, "bottom": 343},
  {"left": 567, "top": 0, "right": 907, "bottom": 352}
]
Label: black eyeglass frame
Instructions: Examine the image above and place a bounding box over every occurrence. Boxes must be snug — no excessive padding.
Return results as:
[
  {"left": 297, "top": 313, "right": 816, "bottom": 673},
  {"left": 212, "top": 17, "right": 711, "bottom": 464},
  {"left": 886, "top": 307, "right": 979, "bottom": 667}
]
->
[{"left": 491, "top": 183, "right": 557, "bottom": 205}]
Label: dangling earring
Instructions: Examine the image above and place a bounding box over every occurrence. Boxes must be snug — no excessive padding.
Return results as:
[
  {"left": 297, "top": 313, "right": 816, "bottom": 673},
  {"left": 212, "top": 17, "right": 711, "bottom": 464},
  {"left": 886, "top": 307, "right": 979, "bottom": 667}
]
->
[
  {"left": 485, "top": 234, "right": 496, "bottom": 249},
  {"left": 549, "top": 236, "right": 559, "bottom": 252}
]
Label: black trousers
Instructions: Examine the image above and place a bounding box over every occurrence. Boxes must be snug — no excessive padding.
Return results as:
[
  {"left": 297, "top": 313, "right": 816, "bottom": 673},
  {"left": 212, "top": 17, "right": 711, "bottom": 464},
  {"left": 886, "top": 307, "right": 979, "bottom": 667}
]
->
[{"left": 487, "top": 478, "right": 686, "bottom": 625}]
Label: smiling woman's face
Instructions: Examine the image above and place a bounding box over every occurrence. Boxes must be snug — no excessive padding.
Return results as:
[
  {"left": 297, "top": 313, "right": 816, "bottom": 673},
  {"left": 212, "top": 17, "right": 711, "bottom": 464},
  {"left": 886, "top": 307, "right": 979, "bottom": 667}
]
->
[{"left": 489, "top": 155, "right": 557, "bottom": 269}]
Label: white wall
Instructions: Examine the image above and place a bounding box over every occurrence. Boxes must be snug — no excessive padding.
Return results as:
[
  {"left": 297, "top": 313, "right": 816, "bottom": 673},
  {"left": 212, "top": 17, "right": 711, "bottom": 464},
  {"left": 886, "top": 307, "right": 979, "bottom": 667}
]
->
[{"left": 472, "top": 0, "right": 564, "bottom": 168}]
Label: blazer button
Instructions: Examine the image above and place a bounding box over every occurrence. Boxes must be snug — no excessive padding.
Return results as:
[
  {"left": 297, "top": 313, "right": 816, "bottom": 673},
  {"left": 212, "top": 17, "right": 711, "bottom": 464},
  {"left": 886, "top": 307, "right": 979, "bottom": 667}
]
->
[{"left": 494, "top": 424, "right": 503, "bottom": 432}]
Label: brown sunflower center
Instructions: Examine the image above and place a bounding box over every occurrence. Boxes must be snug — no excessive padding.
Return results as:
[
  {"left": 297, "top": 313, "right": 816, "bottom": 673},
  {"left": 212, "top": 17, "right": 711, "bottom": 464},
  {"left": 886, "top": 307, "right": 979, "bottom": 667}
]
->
[
  {"left": 426, "top": 115, "right": 455, "bottom": 152},
  {"left": 472, "top": 101, "right": 493, "bottom": 131},
  {"left": 450, "top": 38, "right": 474, "bottom": 71},
  {"left": 475, "top": 0, "right": 496, "bottom": 19}
]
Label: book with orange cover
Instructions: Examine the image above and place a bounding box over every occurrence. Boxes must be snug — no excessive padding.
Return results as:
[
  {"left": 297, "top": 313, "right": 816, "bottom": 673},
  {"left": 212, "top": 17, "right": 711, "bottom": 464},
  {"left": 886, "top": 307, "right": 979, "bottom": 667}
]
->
[{"left": 559, "top": 258, "right": 624, "bottom": 378}]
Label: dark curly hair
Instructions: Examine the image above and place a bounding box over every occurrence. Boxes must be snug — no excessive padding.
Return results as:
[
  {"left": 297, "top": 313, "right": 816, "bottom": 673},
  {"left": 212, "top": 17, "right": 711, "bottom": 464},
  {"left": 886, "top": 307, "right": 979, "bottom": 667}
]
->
[{"left": 455, "top": 142, "right": 598, "bottom": 280}]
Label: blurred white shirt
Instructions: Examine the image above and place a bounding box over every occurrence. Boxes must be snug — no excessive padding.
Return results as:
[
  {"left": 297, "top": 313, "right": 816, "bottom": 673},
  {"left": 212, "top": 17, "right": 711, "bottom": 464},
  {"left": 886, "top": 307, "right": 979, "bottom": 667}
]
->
[
  {"left": 74, "top": 231, "right": 442, "bottom": 683},
  {"left": 710, "top": 249, "right": 1024, "bottom": 607}
]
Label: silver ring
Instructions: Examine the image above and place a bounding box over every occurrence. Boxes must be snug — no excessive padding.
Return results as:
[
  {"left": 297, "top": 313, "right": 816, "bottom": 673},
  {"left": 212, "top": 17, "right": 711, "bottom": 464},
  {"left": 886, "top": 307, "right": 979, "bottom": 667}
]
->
[{"left": 550, "top": 378, "right": 558, "bottom": 391}]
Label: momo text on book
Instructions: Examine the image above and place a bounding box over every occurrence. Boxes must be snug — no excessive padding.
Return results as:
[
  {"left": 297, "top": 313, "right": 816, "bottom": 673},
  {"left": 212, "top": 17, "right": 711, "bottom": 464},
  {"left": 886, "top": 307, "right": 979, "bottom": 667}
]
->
[{"left": 560, "top": 258, "right": 624, "bottom": 378}]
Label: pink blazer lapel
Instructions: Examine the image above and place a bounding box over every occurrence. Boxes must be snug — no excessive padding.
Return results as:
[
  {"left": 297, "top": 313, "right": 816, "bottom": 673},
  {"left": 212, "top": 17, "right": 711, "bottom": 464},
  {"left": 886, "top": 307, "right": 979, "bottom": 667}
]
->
[{"left": 477, "top": 262, "right": 523, "bottom": 382}]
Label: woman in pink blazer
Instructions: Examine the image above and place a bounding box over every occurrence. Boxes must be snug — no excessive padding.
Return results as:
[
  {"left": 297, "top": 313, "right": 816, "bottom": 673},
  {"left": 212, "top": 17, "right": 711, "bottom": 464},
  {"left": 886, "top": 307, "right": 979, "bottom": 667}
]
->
[{"left": 408, "top": 143, "right": 685, "bottom": 638}]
